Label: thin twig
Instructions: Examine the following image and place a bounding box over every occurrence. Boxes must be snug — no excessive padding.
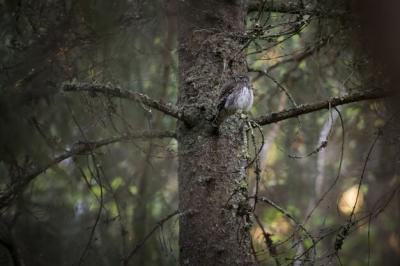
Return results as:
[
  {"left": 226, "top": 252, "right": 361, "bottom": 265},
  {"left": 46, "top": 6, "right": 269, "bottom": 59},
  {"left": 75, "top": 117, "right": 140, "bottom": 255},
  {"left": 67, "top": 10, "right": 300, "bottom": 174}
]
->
[
  {"left": 254, "top": 213, "right": 280, "bottom": 266},
  {"left": 254, "top": 196, "right": 317, "bottom": 261},
  {"left": 304, "top": 107, "right": 344, "bottom": 223},
  {"left": 247, "top": 1, "right": 348, "bottom": 17},
  {"left": 77, "top": 156, "right": 104, "bottom": 265},
  {"left": 122, "top": 210, "right": 180, "bottom": 266},
  {"left": 349, "top": 130, "right": 382, "bottom": 220},
  {"left": 0, "top": 130, "right": 175, "bottom": 210}
]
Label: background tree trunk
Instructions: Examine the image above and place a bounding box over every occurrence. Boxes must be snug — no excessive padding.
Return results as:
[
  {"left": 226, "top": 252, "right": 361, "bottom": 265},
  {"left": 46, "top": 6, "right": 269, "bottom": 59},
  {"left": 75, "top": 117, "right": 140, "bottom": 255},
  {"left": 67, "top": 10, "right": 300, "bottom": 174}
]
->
[{"left": 176, "top": 1, "right": 254, "bottom": 265}]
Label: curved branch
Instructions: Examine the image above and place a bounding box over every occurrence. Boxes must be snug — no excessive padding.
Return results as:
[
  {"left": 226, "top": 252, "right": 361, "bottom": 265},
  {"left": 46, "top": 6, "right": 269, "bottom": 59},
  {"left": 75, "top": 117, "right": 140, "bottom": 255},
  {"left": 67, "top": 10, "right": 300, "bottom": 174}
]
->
[
  {"left": 0, "top": 130, "right": 176, "bottom": 210},
  {"left": 62, "top": 82, "right": 186, "bottom": 122},
  {"left": 254, "top": 89, "right": 390, "bottom": 125}
]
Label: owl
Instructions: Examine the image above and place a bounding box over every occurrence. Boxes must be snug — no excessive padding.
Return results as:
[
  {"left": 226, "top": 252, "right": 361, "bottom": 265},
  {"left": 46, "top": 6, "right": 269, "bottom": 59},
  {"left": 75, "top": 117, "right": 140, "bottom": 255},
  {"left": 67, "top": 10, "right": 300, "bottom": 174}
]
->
[{"left": 214, "top": 75, "right": 253, "bottom": 126}]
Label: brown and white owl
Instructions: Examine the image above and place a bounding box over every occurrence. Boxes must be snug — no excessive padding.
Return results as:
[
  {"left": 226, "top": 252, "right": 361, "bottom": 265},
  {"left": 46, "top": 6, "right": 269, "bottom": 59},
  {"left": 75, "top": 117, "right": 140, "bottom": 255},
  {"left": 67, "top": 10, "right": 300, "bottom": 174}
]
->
[{"left": 214, "top": 75, "right": 253, "bottom": 126}]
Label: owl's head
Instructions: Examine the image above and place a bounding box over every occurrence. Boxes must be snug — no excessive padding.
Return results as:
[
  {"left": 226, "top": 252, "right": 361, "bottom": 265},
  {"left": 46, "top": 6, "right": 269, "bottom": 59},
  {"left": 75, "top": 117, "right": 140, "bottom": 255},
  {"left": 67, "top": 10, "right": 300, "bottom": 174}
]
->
[{"left": 234, "top": 75, "right": 249, "bottom": 83}]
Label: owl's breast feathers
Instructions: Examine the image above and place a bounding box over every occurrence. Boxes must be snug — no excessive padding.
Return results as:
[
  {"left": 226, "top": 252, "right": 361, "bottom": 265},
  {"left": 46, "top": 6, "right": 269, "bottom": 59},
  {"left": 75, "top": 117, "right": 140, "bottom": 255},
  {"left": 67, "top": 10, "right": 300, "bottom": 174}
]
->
[
  {"left": 213, "top": 79, "right": 253, "bottom": 127},
  {"left": 233, "top": 86, "right": 253, "bottom": 111},
  {"left": 218, "top": 80, "right": 253, "bottom": 113}
]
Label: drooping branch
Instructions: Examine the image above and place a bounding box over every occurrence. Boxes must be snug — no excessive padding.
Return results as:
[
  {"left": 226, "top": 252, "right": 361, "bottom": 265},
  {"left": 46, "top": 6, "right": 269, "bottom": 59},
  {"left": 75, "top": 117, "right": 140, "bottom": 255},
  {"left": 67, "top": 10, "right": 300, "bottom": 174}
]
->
[
  {"left": 0, "top": 130, "right": 176, "bottom": 210},
  {"left": 62, "top": 82, "right": 186, "bottom": 122},
  {"left": 254, "top": 89, "right": 390, "bottom": 126}
]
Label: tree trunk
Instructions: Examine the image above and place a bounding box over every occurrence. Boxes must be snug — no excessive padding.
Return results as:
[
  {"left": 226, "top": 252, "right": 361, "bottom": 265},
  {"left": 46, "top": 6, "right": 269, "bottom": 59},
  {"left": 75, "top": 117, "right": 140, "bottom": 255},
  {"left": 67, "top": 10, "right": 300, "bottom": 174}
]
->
[{"left": 177, "top": 1, "right": 254, "bottom": 265}]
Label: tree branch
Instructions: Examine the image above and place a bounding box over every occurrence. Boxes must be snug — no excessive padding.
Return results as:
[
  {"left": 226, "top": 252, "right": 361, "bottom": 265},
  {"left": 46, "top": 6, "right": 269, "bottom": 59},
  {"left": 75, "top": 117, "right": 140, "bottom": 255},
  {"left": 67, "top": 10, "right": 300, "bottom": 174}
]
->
[
  {"left": 249, "top": 34, "right": 332, "bottom": 74},
  {"left": 247, "top": 0, "right": 347, "bottom": 17},
  {"left": 62, "top": 82, "right": 186, "bottom": 122},
  {"left": 0, "top": 130, "right": 176, "bottom": 210},
  {"left": 254, "top": 89, "right": 390, "bottom": 126}
]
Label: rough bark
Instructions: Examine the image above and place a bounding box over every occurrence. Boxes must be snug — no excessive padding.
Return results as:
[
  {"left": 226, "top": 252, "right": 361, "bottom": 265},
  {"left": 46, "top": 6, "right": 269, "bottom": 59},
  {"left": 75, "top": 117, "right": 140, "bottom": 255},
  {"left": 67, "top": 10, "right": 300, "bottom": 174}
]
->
[{"left": 177, "top": 1, "right": 254, "bottom": 265}]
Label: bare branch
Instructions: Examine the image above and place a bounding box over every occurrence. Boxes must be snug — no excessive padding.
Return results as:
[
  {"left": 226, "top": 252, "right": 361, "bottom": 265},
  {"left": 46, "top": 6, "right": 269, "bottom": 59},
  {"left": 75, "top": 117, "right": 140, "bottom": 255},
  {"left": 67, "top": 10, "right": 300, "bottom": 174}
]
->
[
  {"left": 255, "top": 196, "right": 317, "bottom": 262},
  {"left": 62, "top": 82, "right": 186, "bottom": 122},
  {"left": 0, "top": 130, "right": 175, "bottom": 210},
  {"left": 247, "top": 0, "right": 347, "bottom": 17},
  {"left": 249, "top": 34, "right": 332, "bottom": 74},
  {"left": 254, "top": 89, "right": 390, "bottom": 126}
]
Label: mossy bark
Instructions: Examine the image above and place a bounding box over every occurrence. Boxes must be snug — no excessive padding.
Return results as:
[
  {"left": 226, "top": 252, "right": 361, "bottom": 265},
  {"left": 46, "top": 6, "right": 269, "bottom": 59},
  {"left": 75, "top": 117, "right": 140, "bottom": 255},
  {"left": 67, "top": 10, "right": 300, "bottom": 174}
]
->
[{"left": 176, "top": 1, "right": 254, "bottom": 265}]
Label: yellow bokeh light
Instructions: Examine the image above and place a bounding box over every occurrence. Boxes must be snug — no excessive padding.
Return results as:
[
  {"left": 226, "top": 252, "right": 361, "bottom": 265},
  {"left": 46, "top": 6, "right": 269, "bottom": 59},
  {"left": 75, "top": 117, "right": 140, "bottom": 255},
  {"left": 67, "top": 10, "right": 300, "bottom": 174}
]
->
[
  {"left": 263, "top": 143, "right": 279, "bottom": 167},
  {"left": 389, "top": 234, "right": 400, "bottom": 254},
  {"left": 251, "top": 216, "right": 293, "bottom": 245},
  {"left": 251, "top": 227, "right": 266, "bottom": 244},
  {"left": 270, "top": 217, "right": 292, "bottom": 235},
  {"left": 338, "top": 185, "right": 364, "bottom": 215}
]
